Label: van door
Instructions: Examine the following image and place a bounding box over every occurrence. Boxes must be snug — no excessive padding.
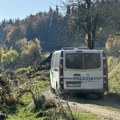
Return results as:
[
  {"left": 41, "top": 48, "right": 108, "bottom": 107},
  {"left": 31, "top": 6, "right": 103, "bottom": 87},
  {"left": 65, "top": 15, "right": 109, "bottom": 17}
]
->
[
  {"left": 50, "top": 53, "right": 60, "bottom": 90},
  {"left": 50, "top": 54, "right": 55, "bottom": 89},
  {"left": 63, "top": 51, "right": 84, "bottom": 90},
  {"left": 63, "top": 51, "right": 103, "bottom": 90},
  {"left": 82, "top": 51, "right": 103, "bottom": 90}
]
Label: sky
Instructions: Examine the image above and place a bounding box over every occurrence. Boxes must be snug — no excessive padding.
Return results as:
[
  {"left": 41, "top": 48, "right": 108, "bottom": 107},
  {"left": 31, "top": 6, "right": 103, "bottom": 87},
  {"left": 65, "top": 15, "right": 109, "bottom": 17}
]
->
[{"left": 0, "top": 0, "right": 60, "bottom": 21}]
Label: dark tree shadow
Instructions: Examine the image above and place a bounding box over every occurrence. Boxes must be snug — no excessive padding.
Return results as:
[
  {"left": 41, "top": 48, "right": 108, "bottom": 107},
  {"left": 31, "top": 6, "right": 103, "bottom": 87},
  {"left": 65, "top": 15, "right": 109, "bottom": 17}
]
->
[{"left": 60, "top": 92, "right": 120, "bottom": 110}]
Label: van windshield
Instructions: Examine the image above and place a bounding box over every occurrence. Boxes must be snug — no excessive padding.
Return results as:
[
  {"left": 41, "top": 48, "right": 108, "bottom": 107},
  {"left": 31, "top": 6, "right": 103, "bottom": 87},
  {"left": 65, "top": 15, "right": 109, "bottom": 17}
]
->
[{"left": 66, "top": 53, "right": 100, "bottom": 69}]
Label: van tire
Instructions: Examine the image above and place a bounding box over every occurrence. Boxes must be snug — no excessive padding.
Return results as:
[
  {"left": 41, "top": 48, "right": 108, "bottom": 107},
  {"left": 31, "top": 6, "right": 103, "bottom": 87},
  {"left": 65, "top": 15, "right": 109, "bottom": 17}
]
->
[{"left": 97, "top": 92, "right": 104, "bottom": 99}]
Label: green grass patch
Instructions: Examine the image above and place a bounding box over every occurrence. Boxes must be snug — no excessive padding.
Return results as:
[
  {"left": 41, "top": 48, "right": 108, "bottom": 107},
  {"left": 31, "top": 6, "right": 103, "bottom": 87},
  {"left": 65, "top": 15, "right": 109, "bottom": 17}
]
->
[
  {"left": 73, "top": 110, "right": 101, "bottom": 120},
  {"left": 109, "top": 62, "right": 120, "bottom": 94},
  {"left": 7, "top": 105, "right": 38, "bottom": 120}
]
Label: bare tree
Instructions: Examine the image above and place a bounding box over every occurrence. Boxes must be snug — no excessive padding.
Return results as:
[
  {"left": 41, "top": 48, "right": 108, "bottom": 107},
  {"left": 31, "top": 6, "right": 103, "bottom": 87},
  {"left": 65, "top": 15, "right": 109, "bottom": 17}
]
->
[{"left": 64, "top": 0, "right": 100, "bottom": 49}]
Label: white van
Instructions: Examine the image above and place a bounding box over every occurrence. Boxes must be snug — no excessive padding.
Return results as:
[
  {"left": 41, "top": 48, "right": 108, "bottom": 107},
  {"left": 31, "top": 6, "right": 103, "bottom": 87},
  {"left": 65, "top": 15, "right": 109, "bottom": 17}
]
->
[{"left": 50, "top": 48, "right": 108, "bottom": 98}]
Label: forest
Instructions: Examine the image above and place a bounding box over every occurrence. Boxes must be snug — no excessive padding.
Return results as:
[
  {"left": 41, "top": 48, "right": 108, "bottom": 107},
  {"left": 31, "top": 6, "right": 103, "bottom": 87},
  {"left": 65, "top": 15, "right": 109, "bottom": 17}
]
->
[{"left": 0, "top": 0, "right": 120, "bottom": 69}]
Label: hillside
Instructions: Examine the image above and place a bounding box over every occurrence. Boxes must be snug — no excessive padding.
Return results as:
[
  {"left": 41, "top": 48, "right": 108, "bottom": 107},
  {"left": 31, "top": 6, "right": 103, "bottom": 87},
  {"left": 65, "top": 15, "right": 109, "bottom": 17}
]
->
[{"left": 0, "top": 10, "right": 85, "bottom": 52}]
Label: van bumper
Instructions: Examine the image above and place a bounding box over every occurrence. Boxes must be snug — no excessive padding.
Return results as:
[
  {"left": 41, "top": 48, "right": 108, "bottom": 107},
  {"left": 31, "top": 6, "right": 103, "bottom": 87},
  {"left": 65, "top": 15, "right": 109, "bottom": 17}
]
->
[{"left": 58, "top": 88, "right": 107, "bottom": 94}]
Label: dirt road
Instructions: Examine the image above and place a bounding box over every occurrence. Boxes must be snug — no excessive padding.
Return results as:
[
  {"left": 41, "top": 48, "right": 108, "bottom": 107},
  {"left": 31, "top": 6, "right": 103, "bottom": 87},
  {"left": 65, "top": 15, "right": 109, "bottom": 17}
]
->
[{"left": 44, "top": 88, "right": 120, "bottom": 120}]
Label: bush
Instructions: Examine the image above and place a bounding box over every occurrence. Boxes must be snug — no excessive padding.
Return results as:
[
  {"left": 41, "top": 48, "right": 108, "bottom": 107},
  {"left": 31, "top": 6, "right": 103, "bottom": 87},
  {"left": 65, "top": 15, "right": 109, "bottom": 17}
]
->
[
  {"left": 106, "top": 35, "right": 120, "bottom": 56},
  {"left": 1, "top": 50, "right": 19, "bottom": 69},
  {"left": 21, "top": 38, "right": 42, "bottom": 67}
]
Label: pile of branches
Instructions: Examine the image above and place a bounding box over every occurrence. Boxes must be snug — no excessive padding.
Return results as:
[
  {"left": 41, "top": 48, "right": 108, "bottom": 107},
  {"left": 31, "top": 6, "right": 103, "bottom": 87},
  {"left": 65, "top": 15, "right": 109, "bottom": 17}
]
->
[
  {"left": 0, "top": 65, "right": 49, "bottom": 103},
  {"left": 25, "top": 65, "right": 49, "bottom": 78},
  {"left": 36, "top": 95, "right": 75, "bottom": 120},
  {"left": 0, "top": 71, "right": 15, "bottom": 107}
]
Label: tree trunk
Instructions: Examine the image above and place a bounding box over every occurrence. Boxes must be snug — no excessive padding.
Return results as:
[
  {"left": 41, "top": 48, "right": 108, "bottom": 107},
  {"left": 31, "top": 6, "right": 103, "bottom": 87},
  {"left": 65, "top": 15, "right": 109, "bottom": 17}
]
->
[{"left": 86, "top": 0, "right": 93, "bottom": 49}]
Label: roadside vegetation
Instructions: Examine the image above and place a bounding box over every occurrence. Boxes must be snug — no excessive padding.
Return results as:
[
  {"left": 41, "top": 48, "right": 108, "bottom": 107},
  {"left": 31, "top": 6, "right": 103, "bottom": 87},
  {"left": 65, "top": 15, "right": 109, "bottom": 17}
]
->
[
  {"left": 106, "top": 35, "right": 120, "bottom": 95},
  {"left": 109, "top": 62, "right": 120, "bottom": 94},
  {"left": 0, "top": 66, "right": 102, "bottom": 120}
]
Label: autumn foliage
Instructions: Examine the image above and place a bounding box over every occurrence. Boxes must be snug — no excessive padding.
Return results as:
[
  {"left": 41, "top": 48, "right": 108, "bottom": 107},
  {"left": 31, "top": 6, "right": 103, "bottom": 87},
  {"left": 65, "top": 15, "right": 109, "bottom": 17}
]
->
[{"left": 0, "top": 38, "right": 41, "bottom": 69}]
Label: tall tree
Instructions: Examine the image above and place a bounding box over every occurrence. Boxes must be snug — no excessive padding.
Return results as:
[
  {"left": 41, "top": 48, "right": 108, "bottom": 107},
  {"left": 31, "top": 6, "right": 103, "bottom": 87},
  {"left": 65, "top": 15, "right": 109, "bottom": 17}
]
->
[
  {"left": 25, "top": 21, "right": 35, "bottom": 40},
  {"left": 21, "top": 38, "right": 41, "bottom": 66},
  {"left": 56, "top": 5, "right": 59, "bottom": 14},
  {"left": 65, "top": 0, "right": 100, "bottom": 49}
]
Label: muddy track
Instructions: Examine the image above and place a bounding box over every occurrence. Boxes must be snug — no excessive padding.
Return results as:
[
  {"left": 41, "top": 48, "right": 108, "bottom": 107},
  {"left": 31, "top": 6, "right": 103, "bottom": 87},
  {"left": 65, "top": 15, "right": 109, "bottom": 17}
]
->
[{"left": 44, "top": 87, "right": 120, "bottom": 120}]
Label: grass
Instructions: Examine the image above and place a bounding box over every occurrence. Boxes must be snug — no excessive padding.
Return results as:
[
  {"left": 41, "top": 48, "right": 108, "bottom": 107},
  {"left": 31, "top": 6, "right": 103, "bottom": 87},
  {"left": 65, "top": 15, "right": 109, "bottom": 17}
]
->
[
  {"left": 6, "top": 79, "right": 49, "bottom": 120},
  {"left": 7, "top": 105, "right": 38, "bottom": 120},
  {"left": 73, "top": 111, "right": 101, "bottom": 120},
  {"left": 109, "top": 62, "right": 120, "bottom": 94},
  {"left": 108, "top": 56, "right": 119, "bottom": 72}
]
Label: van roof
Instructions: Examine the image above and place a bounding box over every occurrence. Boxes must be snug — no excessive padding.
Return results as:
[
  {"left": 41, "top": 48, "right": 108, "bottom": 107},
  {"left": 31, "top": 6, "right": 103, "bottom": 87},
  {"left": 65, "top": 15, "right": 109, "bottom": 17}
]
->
[
  {"left": 61, "top": 47, "right": 89, "bottom": 50},
  {"left": 53, "top": 48, "right": 104, "bottom": 54},
  {"left": 61, "top": 47, "right": 103, "bottom": 51}
]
